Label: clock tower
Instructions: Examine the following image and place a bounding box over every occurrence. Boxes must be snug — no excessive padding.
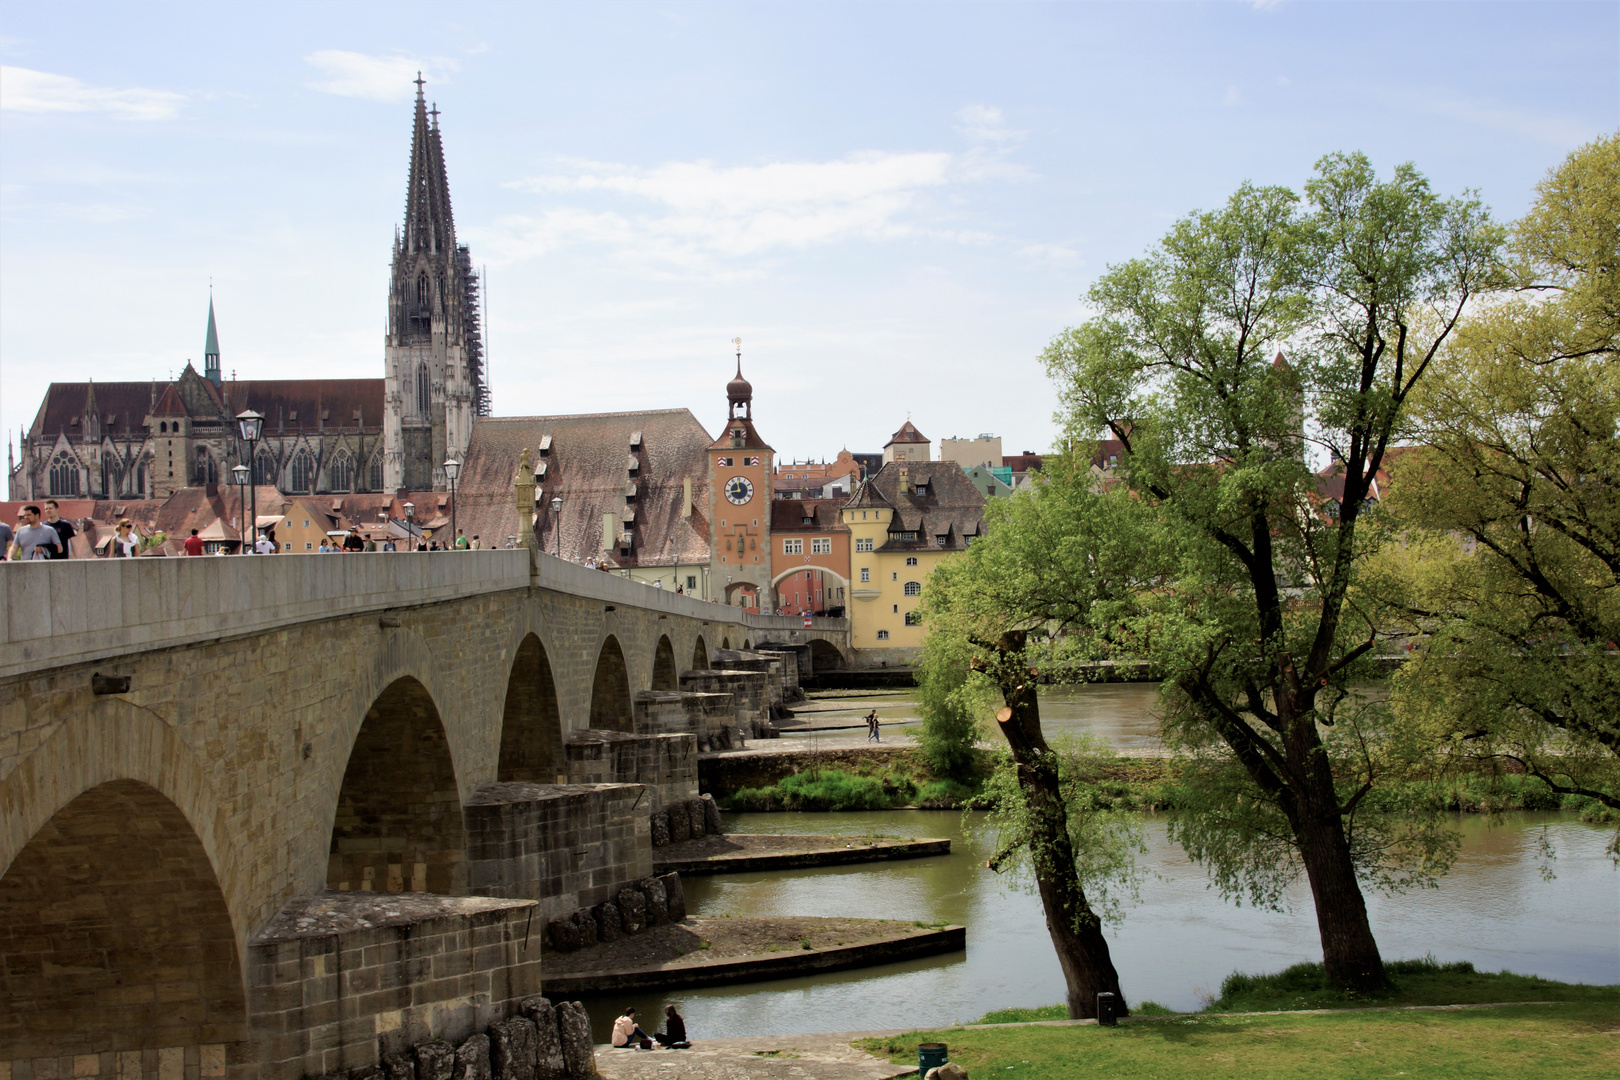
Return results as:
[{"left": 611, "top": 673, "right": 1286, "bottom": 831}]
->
[{"left": 707, "top": 341, "right": 774, "bottom": 611}]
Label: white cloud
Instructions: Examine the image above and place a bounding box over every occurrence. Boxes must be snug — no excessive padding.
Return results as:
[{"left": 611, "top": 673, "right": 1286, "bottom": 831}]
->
[
  {"left": 1223, "top": 85, "right": 1244, "bottom": 107},
  {"left": 0, "top": 66, "right": 184, "bottom": 120},
  {"left": 1251, "top": 0, "right": 1286, "bottom": 11},
  {"left": 955, "top": 103, "right": 1023, "bottom": 144},
  {"left": 303, "top": 50, "right": 458, "bottom": 103},
  {"left": 492, "top": 151, "right": 956, "bottom": 270}
]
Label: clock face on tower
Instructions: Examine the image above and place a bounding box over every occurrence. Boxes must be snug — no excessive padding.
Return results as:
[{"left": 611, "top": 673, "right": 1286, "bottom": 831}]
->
[{"left": 725, "top": 476, "right": 754, "bottom": 505}]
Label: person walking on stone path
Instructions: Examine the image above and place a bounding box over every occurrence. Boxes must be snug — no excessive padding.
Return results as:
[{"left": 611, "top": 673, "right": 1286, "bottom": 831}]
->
[
  {"left": 866, "top": 710, "right": 880, "bottom": 742},
  {"left": 611, "top": 1007, "right": 653, "bottom": 1050},
  {"left": 12, "top": 505, "right": 62, "bottom": 561},
  {"left": 42, "top": 499, "right": 76, "bottom": 558}
]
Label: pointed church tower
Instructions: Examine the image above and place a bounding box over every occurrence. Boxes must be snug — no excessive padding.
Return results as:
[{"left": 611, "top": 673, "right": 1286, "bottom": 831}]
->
[
  {"left": 382, "top": 74, "right": 482, "bottom": 491},
  {"left": 204, "top": 295, "right": 222, "bottom": 388}
]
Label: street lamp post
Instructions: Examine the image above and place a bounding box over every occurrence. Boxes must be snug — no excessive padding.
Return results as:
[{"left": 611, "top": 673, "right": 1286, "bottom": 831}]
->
[
  {"left": 444, "top": 459, "right": 461, "bottom": 550},
  {"left": 231, "top": 465, "right": 250, "bottom": 552},
  {"left": 403, "top": 502, "right": 415, "bottom": 550},
  {"left": 235, "top": 410, "right": 264, "bottom": 552},
  {"left": 550, "top": 495, "right": 562, "bottom": 557}
]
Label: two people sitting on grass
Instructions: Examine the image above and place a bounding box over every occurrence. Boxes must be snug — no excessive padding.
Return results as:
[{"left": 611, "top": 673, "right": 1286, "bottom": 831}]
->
[{"left": 611, "top": 1005, "right": 690, "bottom": 1050}]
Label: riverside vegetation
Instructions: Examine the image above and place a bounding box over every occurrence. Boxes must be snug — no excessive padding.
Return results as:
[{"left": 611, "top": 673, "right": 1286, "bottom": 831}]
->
[
  {"left": 718, "top": 749, "right": 1615, "bottom": 821},
  {"left": 861, "top": 961, "right": 1620, "bottom": 1080},
  {"left": 893, "top": 136, "right": 1620, "bottom": 1020}
]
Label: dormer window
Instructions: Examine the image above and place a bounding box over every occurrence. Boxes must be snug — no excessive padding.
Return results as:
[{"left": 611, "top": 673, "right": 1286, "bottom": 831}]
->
[
  {"left": 914, "top": 483, "right": 928, "bottom": 497},
  {"left": 539, "top": 435, "right": 553, "bottom": 456},
  {"left": 629, "top": 430, "right": 642, "bottom": 449}
]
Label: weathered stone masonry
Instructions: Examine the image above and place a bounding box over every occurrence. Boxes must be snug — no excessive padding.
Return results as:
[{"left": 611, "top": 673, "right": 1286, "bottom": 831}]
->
[{"left": 0, "top": 552, "right": 849, "bottom": 1080}]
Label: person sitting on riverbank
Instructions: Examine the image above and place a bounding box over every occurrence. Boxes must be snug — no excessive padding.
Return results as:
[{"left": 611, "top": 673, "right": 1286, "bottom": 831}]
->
[
  {"left": 653, "top": 1005, "right": 689, "bottom": 1049},
  {"left": 611, "top": 1007, "right": 653, "bottom": 1050}
]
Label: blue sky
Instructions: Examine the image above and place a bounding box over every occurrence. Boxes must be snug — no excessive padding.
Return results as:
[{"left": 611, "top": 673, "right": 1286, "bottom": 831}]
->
[{"left": 2, "top": 1, "right": 1615, "bottom": 466}]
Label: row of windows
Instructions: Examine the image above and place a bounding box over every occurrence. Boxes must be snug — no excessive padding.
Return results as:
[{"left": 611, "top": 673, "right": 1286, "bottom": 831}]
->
[{"left": 782, "top": 538, "right": 834, "bottom": 555}]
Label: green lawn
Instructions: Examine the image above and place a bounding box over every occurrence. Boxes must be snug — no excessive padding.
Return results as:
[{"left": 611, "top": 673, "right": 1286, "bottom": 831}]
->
[
  {"left": 972, "top": 959, "right": 1620, "bottom": 1020},
  {"left": 860, "top": 1003, "right": 1620, "bottom": 1079}
]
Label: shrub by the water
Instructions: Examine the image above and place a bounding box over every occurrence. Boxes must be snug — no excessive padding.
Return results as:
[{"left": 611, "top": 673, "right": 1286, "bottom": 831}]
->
[{"left": 725, "top": 769, "right": 917, "bottom": 811}]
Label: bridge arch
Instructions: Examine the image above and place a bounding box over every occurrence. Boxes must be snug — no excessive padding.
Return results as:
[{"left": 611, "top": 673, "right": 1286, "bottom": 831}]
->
[
  {"left": 770, "top": 565, "right": 850, "bottom": 611},
  {"left": 328, "top": 676, "right": 466, "bottom": 894},
  {"left": 691, "top": 634, "right": 709, "bottom": 670},
  {"left": 652, "top": 635, "right": 678, "bottom": 691},
  {"left": 589, "top": 635, "right": 633, "bottom": 732},
  {"left": 807, "top": 637, "right": 846, "bottom": 671},
  {"left": 498, "top": 633, "right": 564, "bottom": 783},
  {"left": 0, "top": 778, "right": 248, "bottom": 1060}
]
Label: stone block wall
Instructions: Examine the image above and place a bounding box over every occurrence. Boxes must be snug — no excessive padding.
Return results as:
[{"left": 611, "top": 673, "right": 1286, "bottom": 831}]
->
[
  {"left": 0, "top": 1045, "right": 228, "bottom": 1080},
  {"left": 753, "top": 642, "right": 813, "bottom": 681},
  {"left": 461, "top": 783, "right": 650, "bottom": 921},
  {"left": 677, "top": 670, "right": 771, "bottom": 736},
  {"left": 631, "top": 691, "right": 739, "bottom": 752},
  {"left": 712, "top": 653, "right": 785, "bottom": 712},
  {"left": 560, "top": 731, "right": 697, "bottom": 812},
  {"left": 245, "top": 893, "right": 542, "bottom": 1080},
  {"left": 754, "top": 650, "right": 804, "bottom": 701}
]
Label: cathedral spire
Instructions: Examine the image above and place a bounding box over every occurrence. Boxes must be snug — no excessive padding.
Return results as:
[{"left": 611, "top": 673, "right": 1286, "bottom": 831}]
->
[
  {"left": 402, "top": 73, "right": 455, "bottom": 258},
  {"left": 204, "top": 293, "right": 221, "bottom": 388}
]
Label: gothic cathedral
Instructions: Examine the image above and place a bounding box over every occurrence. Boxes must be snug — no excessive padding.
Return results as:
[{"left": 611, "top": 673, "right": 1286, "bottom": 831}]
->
[{"left": 382, "top": 76, "right": 488, "bottom": 491}]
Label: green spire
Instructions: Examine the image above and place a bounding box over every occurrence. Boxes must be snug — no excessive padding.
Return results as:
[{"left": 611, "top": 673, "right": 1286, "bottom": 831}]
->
[{"left": 204, "top": 294, "right": 221, "bottom": 386}]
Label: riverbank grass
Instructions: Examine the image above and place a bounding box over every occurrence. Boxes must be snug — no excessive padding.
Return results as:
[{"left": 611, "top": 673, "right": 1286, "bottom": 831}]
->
[
  {"left": 862, "top": 1002, "right": 1620, "bottom": 1079},
  {"left": 1208, "top": 957, "right": 1619, "bottom": 1012},
  {"left": 970, "top": 959, "right": 1619, "bottom": 1020}
]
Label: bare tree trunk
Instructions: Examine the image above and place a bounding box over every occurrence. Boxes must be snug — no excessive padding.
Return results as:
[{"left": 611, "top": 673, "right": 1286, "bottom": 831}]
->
[{"left": 990, "top": 631, "right": 1127, "bottom": 1020}]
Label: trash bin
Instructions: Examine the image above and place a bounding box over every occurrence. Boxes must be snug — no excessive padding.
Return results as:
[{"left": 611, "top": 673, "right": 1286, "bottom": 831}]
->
[
  {"left": 1097, "top": 992, "right": 1121, "bottom": 1027},
  {"left": 918, "top": 1042, "right": 949, "bottom": 1073}
]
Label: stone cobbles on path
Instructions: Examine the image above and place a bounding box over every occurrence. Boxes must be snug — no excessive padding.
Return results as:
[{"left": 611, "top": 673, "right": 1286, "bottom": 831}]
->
[{"left": 593, "top": 1030, "right": 917, "bottom": 1080}]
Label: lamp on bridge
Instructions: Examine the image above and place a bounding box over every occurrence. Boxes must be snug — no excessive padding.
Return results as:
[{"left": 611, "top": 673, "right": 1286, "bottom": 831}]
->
[
  {"left": 444, "top": 458, "right": 461, "bottom": 551},
  {"left": 236, "top": 410, "right": 264, "bottom": 553},
  {"left": 550, "top": 495, "right": 562, "bottom": 557},
  {"left": 403, "top": 501, "right": 415, "bottom": 549},
  {"left": 231, "top": 464, "right": 251, "bottom": 553}
]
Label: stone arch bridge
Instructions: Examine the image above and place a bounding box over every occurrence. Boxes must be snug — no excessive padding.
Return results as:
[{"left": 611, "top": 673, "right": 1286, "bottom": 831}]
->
[{"left": 0, "top": 551, "right": 849, "bottom": 1080}]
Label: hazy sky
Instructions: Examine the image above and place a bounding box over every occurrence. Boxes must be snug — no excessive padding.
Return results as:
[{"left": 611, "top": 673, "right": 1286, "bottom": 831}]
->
[{"left": 2, "top": 1, "right": 1615, "bottom": 465}]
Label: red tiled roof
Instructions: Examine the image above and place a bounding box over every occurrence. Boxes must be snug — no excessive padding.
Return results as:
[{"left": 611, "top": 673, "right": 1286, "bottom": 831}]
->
[{"left": 454, "top": 410, "right": 714, "bottom": 565}]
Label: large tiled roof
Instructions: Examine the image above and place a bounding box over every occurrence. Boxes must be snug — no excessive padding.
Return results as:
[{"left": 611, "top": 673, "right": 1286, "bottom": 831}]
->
[
  {"left": 223, "top": 380, "right": 385, "bottom": 430},
  {"left": 454, "top": 409, "right": 714, "bottom": 565},
  {"left": 845, "top": 461, "right": 985, "bottom": 552},
  {"left": 30, "top": 382, "right": 165, "bottom": 436},
  {"left": 26, "top": 378, "right": 387, "bottom": 437},
  {"left": 770, "top": 498, "right": 849, "bottom": 533}
]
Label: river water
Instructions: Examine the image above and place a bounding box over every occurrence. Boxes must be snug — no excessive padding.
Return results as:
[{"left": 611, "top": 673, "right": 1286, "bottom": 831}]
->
[
  {"left": 581, "top": 684, "right": 1618, "bottom": 1040},
  {"left": 787, "top": 683, "right": 1169, "bottom": 749}
]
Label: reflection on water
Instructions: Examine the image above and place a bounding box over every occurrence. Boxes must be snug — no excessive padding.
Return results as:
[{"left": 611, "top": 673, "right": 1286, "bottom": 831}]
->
[{"left": 581, "top": 810, "right": 1617, "bottom": 1040}]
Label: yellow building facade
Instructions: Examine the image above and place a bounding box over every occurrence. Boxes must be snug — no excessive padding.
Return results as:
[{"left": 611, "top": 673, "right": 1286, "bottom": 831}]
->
[{"left": 841, "top": 461, "right": 986, "bottom": 660}]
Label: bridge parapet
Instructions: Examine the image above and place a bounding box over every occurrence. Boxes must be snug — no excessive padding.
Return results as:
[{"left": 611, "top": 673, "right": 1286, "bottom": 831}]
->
[
  {"left": 2, "top": 550, "right": 849, "bottom": 682},
  {"left": 0, "top": 550, "right": 532, "bottom": 681}
]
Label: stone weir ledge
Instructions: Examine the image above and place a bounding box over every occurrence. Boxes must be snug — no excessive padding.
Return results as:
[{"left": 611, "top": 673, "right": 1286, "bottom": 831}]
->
[
  {"left": 653, "top": 833, "right": 951, "bottom": 876},
  {"left": 542, "top": 916, "right": 966, "bottom": 995}
]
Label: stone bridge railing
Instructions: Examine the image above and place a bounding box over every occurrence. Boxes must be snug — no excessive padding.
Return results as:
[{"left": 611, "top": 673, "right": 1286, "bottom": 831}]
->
[{"left": 0, "top": 550, "right": 849, "bottom": 680}]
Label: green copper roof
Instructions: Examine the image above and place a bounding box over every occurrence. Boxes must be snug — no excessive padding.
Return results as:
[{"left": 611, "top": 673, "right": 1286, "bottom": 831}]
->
[{"left": 205, "top": 296, "right": 220, "bottom": 358}]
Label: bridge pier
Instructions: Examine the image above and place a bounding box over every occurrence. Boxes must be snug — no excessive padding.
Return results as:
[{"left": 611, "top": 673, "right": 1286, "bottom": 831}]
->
[{"left": 1, "top": 554, "right": 850, "bottom": 1078}]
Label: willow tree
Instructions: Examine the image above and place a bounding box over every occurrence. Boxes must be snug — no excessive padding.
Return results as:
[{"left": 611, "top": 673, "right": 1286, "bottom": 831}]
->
[
  {"left": 920, "top": 457, "right": 1154, "bottom": 1018},
  {"left": 1377, "top": 136, "right": 1620, "bottom": 822},
  {"left": 1043, "top": 153, "right": 1502, "bottom": 991}
]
